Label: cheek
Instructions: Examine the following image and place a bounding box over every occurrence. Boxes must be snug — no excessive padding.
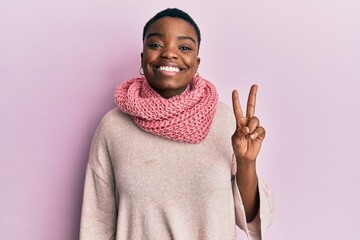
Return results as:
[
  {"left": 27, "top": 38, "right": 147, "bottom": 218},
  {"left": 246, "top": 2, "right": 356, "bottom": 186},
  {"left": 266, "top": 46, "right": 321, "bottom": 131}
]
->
[
  {"left": 143, "top": 58, "right": 154, "bottom": 69},
  {"left": 188, "top": 55, "right": 199, "bottom": 66},
  {"left": 142, "top": 51, "right": 154, "bottom": 62}
]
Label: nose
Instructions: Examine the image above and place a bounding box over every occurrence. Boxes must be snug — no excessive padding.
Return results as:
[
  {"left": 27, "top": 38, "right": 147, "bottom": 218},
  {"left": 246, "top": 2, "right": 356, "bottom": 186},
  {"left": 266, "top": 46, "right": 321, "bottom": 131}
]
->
[{"left": 160, "top": 46, "right": 178, "bottom": 59}]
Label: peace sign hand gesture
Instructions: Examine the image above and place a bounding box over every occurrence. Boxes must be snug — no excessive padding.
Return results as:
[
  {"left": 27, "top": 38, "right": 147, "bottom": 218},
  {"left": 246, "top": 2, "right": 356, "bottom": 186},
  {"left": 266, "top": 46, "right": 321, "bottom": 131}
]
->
[{"left": 232, "top": 85, "right": 265, "bottom": 162}]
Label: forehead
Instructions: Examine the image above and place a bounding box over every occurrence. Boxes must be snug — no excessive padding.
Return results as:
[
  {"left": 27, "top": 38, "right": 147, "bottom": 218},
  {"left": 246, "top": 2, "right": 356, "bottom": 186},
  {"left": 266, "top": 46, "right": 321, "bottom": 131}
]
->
[{"left": 145, "top": 17, "right": 197, "bottom": 40}]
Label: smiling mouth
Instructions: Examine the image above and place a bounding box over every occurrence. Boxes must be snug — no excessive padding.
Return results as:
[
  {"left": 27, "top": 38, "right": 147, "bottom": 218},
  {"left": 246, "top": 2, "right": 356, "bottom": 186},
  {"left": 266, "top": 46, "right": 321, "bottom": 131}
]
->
[{"left": 155, "top": 66, "right": 181, "bottom": 72}]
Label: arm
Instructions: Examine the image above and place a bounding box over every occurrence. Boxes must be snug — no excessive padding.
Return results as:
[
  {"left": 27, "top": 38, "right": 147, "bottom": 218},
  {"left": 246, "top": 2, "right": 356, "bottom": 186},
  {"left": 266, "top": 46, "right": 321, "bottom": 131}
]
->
[
  {"left": 232, "top": 173, "right": 273, "bottom": 240},
  {"left": 231, "top": 85, "right": 273, "bottom": 238},
  {"left": 80, "top": 120, "right": 117, "bottom": 240},
  {"left": 235, "top": 159, "right": 259, "bottom": 222},
  {"left": 80, "top": 165, "right": 117, "bottom": 240}
]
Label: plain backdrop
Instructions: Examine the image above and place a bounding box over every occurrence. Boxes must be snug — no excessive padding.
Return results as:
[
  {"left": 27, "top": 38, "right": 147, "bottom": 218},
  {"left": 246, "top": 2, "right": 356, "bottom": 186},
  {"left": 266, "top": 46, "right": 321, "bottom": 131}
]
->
[{"left": 1, "top": 0, "right": 359, "bottom": 239}]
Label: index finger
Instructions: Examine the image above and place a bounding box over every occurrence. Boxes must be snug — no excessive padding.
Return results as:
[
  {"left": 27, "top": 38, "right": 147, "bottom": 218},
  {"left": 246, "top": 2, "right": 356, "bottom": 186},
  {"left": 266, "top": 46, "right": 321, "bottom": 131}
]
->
[
  {"left": 246, "top": 84, "right": 258, "bottom": 118},
  {"left": 232, "top": 89, "right": 244, "bottom": 121}
]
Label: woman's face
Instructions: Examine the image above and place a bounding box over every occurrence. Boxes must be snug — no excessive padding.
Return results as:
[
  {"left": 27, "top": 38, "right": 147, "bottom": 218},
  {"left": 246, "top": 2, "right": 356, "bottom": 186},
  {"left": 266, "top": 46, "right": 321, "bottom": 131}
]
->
[{"left": 142, "top": 17, "right": 200, "bottom": 99}]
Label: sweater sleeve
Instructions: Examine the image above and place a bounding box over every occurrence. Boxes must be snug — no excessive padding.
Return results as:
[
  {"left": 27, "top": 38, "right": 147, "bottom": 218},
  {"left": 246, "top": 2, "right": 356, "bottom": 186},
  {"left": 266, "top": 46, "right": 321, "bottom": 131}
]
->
[
  {"left": 80, "top": 117, "right": 118, "bottom": 240},
  {"left": 232, "top": 156, "right": 273, "bottom": 240}
]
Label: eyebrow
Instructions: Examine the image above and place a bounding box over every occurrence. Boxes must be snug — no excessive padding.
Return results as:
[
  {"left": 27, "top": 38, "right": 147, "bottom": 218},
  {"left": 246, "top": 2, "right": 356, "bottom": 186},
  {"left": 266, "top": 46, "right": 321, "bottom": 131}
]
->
[
  {"left": 178, "top": 36, "right": 196, "bottom": 44},
  {"left": 146, "top": 32, "right": 164, "bottom": 39},
  {"left": 146, "top": 32, "right": 196, "bottom": 44}
]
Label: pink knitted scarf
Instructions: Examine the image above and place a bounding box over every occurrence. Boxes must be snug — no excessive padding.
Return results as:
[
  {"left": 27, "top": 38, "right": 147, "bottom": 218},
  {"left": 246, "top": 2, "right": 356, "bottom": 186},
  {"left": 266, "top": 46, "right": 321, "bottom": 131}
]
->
[{"left": 114, "top": 74, "right": 218, "bottom": 143}]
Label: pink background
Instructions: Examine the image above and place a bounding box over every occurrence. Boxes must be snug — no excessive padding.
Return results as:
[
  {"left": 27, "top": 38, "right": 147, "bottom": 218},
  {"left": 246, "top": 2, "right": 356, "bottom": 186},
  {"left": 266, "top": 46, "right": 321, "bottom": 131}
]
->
[{"left": 1, "top": 0, "right": 359, "bottom": 239}]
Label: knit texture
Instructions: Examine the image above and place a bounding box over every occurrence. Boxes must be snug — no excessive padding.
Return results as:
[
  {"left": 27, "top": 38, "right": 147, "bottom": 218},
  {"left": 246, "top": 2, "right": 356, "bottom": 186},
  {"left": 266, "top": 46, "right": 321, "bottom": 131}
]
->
[{"left": 114, "top": 74, "right": 218, "bottom": 143}]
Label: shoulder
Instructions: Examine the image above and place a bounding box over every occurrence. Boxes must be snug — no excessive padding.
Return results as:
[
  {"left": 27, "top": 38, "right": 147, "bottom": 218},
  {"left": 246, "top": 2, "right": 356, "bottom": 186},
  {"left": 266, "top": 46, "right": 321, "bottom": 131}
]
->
[
  {"left": 208, "top": 101, "right": 235, "bottom": 139},
  {"left": 215, "top": 101, "right": 235, "bottom": 125},
  {"left": 101, "top": 107, "right": 129, "bottom": 122},
  {"left": 101, "top": 107, "right": 132, "bottom": 126},
  {"left": 217, "top": 101, "right": 233, "bottom": 114},
  {"left": 94, "top": 108, "right": 133, "bottom": 139}
]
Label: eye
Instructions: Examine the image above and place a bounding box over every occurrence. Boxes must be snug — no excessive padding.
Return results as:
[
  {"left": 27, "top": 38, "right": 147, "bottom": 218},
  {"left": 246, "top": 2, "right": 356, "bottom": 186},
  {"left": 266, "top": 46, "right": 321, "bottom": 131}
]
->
[
  {"left": 179, "top": 46, "right": 192, "bottom": 51},
  {"left": 147, "top": 43, "right": 162, "bottom": 49}
]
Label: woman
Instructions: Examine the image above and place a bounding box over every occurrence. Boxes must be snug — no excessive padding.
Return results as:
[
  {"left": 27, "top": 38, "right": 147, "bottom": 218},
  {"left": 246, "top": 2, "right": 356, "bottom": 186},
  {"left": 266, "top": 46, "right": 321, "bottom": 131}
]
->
[{"left": 80, "top": 8, "right": 272, "bottom": 240}]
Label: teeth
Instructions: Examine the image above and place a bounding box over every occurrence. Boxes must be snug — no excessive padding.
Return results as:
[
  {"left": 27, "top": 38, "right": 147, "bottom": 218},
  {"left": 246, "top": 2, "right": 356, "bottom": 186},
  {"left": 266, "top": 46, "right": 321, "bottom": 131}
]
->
[{"left": 158, "top": 66, "right": 180, "bottom": 72}]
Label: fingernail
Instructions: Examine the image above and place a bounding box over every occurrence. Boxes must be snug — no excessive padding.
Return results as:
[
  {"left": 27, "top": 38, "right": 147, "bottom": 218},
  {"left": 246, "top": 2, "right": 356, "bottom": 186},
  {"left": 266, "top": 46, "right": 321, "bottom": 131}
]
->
[
  {"left": 242, "top": 127, "right": 249, "bottom": 134},
  {"left": 250, "top": 134, "right": 256, "bottom": 139}
]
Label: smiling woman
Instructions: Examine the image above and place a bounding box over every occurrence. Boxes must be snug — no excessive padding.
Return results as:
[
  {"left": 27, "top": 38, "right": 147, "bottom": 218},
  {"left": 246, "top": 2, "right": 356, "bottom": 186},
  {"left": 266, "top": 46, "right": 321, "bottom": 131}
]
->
[{"left": 80, "top": 8, "right": 273, "bottom": 240}]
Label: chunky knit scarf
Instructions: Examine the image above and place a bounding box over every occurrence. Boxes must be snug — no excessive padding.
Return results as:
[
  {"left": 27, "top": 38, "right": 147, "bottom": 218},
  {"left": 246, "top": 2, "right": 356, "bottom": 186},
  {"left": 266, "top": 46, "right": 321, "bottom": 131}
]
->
[{"left": 114, "top": 74, "right": 218, "bottom": 143}]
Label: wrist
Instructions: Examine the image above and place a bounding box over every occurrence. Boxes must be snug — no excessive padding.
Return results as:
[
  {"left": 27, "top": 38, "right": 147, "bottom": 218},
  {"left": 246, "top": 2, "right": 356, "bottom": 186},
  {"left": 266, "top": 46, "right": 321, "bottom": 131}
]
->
[
  {"left": 236, "top": 157, "right": 257, "bottom": 169},
  {"left": 236, "top": 157, "right": 257, "bottom": 181}
]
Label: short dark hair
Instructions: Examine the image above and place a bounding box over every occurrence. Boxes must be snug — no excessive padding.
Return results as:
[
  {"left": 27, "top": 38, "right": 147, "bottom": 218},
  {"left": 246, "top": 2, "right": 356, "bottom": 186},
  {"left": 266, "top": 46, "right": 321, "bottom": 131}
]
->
[{"left": 142, "top": 8, "right": 201, "bottom": 51}]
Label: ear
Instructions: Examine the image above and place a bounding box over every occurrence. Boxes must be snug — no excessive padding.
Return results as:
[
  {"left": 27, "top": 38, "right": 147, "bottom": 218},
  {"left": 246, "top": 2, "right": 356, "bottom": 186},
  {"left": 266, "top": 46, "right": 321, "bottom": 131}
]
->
[
  {"left": 140, "top": 52, "right": 143, "bottom": 66},
  {"left": 196, "top": 57, "right": 201, "bottom": 71}
]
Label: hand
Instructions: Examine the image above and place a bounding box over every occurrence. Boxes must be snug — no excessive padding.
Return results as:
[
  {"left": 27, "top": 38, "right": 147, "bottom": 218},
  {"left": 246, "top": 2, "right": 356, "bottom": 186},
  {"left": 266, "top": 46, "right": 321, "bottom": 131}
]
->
[{"left": 232, "top": 85, "right": 265, "bottom": 162}]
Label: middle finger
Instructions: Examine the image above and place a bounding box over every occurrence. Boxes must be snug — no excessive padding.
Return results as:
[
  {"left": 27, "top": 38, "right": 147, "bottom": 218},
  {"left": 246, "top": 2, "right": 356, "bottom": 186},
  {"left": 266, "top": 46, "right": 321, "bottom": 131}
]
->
[{"left": 246, "top": 84, "right": 258, "bottom": 118}]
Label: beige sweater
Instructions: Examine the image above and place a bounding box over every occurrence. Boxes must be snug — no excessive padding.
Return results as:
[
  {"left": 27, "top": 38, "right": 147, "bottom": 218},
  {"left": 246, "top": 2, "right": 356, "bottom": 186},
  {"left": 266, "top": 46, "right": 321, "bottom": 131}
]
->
[{"left": 80, "top": 102, "right": 272, "bottom": 240}]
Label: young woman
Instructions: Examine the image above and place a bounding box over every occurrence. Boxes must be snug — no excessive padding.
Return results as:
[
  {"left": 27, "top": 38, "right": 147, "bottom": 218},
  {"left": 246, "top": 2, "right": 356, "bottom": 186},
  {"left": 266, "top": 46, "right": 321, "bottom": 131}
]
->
[{"left": 80, "top": 8, "right": 272, "bottom": 240}]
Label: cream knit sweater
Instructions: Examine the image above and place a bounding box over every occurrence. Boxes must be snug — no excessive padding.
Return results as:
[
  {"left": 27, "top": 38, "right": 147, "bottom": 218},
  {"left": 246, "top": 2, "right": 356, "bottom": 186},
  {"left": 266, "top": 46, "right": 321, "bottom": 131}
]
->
[{"left": 80, "top": 102, "right": 272, "bottom": 240}]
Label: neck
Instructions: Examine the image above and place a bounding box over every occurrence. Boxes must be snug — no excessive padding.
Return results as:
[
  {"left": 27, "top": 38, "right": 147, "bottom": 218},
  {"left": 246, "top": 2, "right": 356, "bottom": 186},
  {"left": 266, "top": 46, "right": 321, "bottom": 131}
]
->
[{"left": 150, "top": 85, "right": 188, "bottom": 99}]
